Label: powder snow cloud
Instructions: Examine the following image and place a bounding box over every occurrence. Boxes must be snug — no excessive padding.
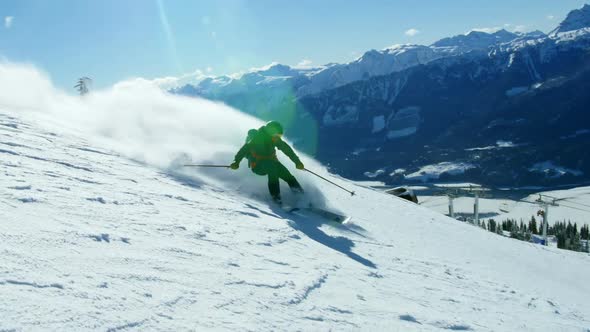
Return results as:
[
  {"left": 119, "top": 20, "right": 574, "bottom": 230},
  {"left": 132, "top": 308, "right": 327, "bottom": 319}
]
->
[{"left": 0, "top": 61, "right": 326, "bottom": 202}]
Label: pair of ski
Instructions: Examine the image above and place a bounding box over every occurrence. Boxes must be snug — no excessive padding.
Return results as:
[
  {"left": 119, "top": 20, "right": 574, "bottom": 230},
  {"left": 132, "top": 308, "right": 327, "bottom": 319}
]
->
[{"left": 282, "top": 204, "right": 350, "bottom": 223}]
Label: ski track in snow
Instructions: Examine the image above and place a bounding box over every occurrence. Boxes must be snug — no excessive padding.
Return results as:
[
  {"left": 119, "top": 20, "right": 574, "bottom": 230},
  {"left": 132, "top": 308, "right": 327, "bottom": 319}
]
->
[{"left": 1, "top": 112, "right": 590, "bottom": 331}]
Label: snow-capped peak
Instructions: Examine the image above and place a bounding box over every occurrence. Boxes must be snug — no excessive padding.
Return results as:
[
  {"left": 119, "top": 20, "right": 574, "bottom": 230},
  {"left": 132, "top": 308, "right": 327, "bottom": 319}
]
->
[
  {"left": 359, "top": 49, "right": 382, "bottom": 59},
  {"left": 490, "top": 28, "right": 519, "bottom": 39},
  {"left": 381, "top": 44, "right": 428, "bottom": 55},
  {"left": 517, "top": 30, "right": 547, "bottom": 39},
  {"left": 432, "top": 29, "right": 519, "bottom": 51},
  {"left": 255, "top": 63, "right": 299, "bottom": 77},
  {"left": 169, "top": 4, "right": 589, "bottom": 101},
  {"left": 550, "top": 4, "right": 590, "bottom": 35},
  {"left": 198, "top": 75, "right": 233, "bottom": 88}
]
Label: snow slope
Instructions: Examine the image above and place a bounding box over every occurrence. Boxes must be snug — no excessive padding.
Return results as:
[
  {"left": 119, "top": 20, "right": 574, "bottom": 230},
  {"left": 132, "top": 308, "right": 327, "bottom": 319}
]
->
[
  {"left": 1, "top": 63, "right": 590, "bottom": 331},
  {"left": 420, "top": 186, "right": 590, "bottom": 227}
]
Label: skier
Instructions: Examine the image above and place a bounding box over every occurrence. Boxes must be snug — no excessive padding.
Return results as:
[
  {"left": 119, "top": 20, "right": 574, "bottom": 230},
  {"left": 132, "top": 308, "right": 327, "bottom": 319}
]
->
[{"left": 230, "top": 121, "right": 304, "bottom": 205}]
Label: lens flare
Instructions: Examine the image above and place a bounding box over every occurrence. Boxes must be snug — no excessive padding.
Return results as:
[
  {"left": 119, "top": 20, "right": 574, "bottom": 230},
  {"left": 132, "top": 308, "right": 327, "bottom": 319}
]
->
[{"left": 156, "top": 0, "right": 182, "bottom": 73}]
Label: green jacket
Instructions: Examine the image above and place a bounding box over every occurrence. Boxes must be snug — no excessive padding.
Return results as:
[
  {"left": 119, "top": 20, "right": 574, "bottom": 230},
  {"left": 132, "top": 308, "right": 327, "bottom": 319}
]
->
[{"left": 233, "top": 127, "right": 301, "bottom": 167}]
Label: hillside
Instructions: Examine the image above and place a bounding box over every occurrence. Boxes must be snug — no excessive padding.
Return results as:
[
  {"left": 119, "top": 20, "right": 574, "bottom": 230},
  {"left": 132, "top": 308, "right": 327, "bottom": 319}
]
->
[{"left": 1, "top": 63, "right": 590, "bottom": 331}]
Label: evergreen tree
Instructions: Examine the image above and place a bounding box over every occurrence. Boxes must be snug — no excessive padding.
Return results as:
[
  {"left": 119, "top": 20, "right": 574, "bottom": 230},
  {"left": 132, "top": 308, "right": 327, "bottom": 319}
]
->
[
  {"left": 572, "top": 232, "right": 582, "bottom": 251},
  {"left": 488, "top": 218, "right": 586, "bottom": 252},
  {"left": 488, "top": 219, "right": 496, "bottom": 233},
  {"left": 529, "top": 216, "right": 538, "bottom": 235},
  {"left": 496, "top": 222, "right": 503, "bottom": 235},
  {"left": 557, "top": 231, "right": 566, "bottom": 249}
]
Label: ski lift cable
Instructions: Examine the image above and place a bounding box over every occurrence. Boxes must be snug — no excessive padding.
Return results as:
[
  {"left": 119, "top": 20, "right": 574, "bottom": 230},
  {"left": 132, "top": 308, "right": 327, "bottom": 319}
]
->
[
  {"left": 556, "top": 199, "right": 590, "bottom": 209},
  {"left": 540, "top": 193, "right": 558, "bottom": 199},
  {"left": 515, "top": 198, "right": 590, "bottom": 214},
  {"left": 538, "top": 194, "right": 590, "bottom": 209},
  {"left": 517, "top": 198, "right": 585, "bottom": 212},
  {"left": 555, "top": 203, "right": 590, "bottom": 214},
  {"left": 516, "top": 199, "right": 540, "bottom": 206}
]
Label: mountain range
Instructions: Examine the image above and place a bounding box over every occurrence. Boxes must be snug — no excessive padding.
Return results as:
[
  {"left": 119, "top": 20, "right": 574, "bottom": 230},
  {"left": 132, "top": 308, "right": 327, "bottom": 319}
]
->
[{"left": 173, "top": 4, "right": 590, "bottom": 188}]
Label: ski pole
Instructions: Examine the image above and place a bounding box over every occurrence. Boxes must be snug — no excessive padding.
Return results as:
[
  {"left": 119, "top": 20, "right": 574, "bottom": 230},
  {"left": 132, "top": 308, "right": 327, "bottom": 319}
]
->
[
  {"left": 304, "top": 169, "right": 356, "bottom": 196},
  {"left": 183, "top": 164, "right": 230, "bottom": 168}
]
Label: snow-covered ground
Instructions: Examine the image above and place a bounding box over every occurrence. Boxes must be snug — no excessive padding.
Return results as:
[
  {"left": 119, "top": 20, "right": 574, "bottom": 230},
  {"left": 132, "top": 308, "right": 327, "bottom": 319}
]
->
[
  {"left": 363, "top": 169, "right": 386, "bottom": 178},
  {"left": 2, "top": 63, "right": 590, "bottom": 331},
  {"left": 405, "top": 162, "right": 476, "bottom": 182},
  {"left": 529, "top": 161, "right": 584, "bottom": 178}
]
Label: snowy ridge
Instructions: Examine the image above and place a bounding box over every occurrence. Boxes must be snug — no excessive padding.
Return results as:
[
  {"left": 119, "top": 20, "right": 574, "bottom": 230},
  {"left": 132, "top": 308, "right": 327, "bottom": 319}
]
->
[
  {"left": 297, "top": 44, "right": 447, "bottom": 96},
  {"left": 550, "top": 4, "right": 590, "bottom": 35},
  {"left": 178, "top": 36, "right": 500, "bottom": 99},
  {"left": 171, "top": 5, "right": 590, "bottom": 105},
  {"left": 432, "top": 29, "right": 521, "bottom": 53},
  {"left": 1, "top": 63, "right": 590, "bottom": 331}
]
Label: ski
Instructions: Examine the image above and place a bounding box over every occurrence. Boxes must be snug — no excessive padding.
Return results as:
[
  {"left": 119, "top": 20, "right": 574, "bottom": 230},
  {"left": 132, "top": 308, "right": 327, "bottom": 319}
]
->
[{"left": 287, "top": 206, "right": 350, "bottom": 223}]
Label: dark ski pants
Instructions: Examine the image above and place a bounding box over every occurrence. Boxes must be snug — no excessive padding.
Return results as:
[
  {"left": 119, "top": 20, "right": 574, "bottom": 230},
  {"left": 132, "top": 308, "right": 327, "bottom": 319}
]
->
[{"left": 252, "top": 160, "right": 303, "bottom": 201}]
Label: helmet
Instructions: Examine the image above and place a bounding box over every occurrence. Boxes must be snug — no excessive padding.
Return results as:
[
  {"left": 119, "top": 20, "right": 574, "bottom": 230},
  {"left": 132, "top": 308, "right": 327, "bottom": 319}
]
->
[{"left": 264, "top": 121, "right": 284, "bottom": 136}]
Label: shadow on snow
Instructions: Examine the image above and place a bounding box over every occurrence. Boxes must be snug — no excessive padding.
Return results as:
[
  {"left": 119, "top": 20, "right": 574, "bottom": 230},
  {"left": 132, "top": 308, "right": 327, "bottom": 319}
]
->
[{"left": 274, "top": 206, "right": 377, "bottom": 269}]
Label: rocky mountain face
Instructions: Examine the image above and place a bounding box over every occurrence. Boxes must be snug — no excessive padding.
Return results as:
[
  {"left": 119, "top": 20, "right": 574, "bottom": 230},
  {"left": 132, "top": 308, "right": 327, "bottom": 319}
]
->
[
  {"left": 298, "top": 32, "right": 590, "bottom": 187},
  {"left": 173, "top": 5, "right": 590, "bottom": 187},
  {"left": 550, "top": 4, "right": 590, "bottom": 35}
]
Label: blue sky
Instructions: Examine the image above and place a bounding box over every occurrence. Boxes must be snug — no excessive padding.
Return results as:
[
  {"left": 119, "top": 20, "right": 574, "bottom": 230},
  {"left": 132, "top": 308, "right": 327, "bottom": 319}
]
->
[{"left": 0, "top": 0, "right": 587, "bottom": 90}]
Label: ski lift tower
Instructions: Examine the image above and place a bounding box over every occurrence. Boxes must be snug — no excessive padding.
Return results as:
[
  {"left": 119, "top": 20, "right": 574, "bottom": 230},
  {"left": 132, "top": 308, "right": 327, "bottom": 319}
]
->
[
  {"left": 444, "top": 184, "right": 488, "bottom": 225},
  {"left": 75, "top": 77, "right": 92, "bottom": 96},
  {"left": 465, "top": 185, "right": 489, "bottom": 226},
  {"left": 535, "top": 194, "right": 560, "bottom": 246},
  {"left": 446, "top": 189, "right": 459, "bottom": 219}
]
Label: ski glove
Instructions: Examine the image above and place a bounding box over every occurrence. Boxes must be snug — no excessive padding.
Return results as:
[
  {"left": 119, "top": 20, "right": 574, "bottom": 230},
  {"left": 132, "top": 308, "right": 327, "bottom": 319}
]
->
[
  {"left": 230, "top": 162, "right": 239, "bottom": 170},
  {"left": 296, "top": 162, "right": 305, "bottom": 170}
]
